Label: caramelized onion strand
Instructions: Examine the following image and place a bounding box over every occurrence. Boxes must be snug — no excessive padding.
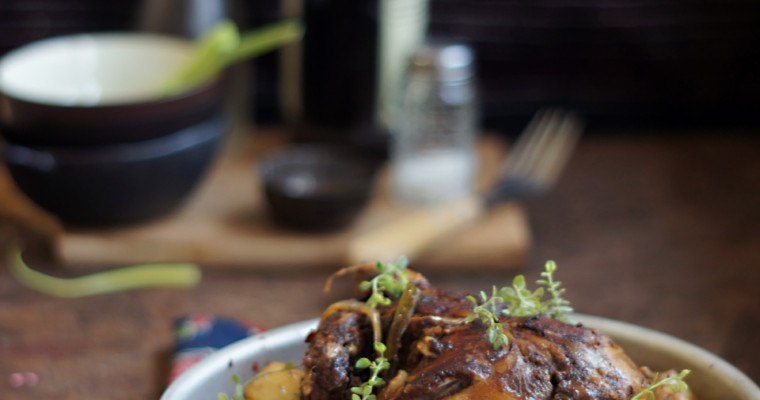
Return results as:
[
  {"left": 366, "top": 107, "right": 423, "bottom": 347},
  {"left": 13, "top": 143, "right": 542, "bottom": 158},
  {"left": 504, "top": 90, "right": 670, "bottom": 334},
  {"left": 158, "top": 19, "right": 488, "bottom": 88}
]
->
[
  {"left": 320, "top": 299, "right": 382, "bottom": 343},
  {"left": 384, "top": 283, "right": 421, "bottom": 366}
]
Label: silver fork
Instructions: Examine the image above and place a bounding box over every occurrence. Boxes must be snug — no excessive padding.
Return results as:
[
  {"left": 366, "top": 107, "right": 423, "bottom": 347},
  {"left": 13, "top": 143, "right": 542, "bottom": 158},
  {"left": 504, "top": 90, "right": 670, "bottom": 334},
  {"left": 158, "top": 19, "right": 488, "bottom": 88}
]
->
[
  {"left": 486, "top": 108, "right": 583, "bottom": 206},
  {"left": 346, "top": 108, "right": 583, "bottom": 265}
]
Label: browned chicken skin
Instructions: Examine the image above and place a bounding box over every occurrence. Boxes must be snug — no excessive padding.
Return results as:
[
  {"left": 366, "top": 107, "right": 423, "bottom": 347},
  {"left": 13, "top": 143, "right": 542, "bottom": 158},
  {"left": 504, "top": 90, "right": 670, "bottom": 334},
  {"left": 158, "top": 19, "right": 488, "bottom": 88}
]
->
[{"left": 301, "top": 267, "right": 692, "bottom": 400}]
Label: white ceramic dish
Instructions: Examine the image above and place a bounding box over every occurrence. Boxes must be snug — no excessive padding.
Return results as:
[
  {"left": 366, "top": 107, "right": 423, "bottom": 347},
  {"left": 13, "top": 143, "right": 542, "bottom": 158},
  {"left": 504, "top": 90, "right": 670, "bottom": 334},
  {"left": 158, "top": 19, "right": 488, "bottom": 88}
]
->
[
  {"left": 161, "top": 315, "right": 760, "bottom": 400},
  {"left": 0, "top": 33, "right": 192, "bottom": 106}
]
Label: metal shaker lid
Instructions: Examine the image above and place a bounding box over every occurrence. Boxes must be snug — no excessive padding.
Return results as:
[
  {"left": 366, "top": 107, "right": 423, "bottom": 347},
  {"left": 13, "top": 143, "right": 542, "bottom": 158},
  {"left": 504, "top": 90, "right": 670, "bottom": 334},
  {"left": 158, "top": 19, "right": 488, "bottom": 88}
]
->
[{"left": 408, "top": 43, "right": 475, "bottom": 81}]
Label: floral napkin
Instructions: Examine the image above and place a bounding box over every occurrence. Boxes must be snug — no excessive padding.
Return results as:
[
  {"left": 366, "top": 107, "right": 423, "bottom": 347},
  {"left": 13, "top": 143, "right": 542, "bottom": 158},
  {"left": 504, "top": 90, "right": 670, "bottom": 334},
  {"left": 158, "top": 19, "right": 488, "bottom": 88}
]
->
[{"left": 169, "top": 314, "right": 266, "bottom": 382}]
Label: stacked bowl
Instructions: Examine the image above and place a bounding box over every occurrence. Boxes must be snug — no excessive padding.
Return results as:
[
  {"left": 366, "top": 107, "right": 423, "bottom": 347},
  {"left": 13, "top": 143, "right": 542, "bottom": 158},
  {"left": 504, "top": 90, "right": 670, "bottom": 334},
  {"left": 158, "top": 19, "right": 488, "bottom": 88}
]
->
[{"left": 0, "top": 33, "right": 229, "bottom": 226}]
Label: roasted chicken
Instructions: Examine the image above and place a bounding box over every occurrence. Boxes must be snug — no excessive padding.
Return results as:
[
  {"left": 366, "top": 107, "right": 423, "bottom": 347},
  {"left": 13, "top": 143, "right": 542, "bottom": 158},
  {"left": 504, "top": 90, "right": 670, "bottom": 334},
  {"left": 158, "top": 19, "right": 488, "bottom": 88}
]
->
[{"left": 300, "top": 265, "right": 695, "bottom": 400}]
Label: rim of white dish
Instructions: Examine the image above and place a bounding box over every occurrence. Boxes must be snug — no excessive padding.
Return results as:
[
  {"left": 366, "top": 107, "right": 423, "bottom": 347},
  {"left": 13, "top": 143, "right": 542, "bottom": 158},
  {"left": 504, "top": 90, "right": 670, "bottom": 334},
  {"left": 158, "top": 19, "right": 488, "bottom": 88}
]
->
[
  {"left": 161, "top": 315, "right": 760, "bottom": 400},
  {"left": 0, "top": 32, "right": 194, "bottom": 107}
]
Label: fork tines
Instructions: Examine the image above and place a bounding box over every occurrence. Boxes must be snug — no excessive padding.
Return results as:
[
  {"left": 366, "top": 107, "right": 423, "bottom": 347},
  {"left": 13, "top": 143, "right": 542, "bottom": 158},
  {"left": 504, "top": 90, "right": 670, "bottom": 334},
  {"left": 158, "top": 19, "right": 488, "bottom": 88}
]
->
[{"left": 490, "top": 108, "right": 583, "bottom": 203}]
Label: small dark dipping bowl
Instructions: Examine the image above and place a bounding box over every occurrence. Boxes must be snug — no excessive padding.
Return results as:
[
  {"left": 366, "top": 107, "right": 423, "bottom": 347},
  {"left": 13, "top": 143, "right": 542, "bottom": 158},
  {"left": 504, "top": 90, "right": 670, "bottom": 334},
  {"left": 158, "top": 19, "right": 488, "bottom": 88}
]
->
[{"left": 259, "top": 145, "right": 377, "bottom": 231}]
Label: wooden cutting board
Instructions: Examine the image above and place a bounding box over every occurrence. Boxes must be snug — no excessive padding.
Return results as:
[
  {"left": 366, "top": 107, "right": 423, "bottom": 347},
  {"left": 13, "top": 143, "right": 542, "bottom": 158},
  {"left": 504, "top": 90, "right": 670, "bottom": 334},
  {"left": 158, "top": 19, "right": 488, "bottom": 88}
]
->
[{"left": 4, "top": 131, "right": 531, "bottom": 272}]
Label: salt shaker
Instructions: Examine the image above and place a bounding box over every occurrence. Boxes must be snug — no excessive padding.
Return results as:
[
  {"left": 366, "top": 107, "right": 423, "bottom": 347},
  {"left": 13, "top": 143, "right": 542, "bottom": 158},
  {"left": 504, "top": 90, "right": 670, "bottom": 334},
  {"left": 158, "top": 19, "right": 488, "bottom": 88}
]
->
[{"left": 390, "top": 43, "right": 479, "bottom": 206}]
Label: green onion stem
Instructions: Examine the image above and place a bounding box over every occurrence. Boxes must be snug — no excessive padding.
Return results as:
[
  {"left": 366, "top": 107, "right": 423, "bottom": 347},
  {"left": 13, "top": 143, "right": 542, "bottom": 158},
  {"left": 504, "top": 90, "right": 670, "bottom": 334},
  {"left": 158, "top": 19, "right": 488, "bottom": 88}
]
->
[
  {"left": 162, "top": 20, "right": 241, "bottom": 95},
  {"left": 161, "top": 18, "right": 303, "bottom": 97},
  {"left": 384, "top": 282, "right": 420, "bottom": 365},
  {"left": 7, "top": 245, "right": 201, "bottom": 298},
  {"left": 228, "top": 19, "right": 303, "bottom": 64}
]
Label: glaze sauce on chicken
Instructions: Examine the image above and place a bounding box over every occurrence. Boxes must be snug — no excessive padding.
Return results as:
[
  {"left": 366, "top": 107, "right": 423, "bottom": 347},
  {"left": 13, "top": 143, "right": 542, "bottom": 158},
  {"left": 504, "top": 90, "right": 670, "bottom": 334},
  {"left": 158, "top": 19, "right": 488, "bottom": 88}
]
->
[{"left": 300, "top": 265, "right": 694, "bottom": 400}]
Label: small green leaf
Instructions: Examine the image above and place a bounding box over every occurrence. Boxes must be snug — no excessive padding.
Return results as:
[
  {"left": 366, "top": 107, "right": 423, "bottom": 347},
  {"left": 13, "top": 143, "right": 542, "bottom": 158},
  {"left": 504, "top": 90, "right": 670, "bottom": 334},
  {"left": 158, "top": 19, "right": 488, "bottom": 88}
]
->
[
  {"left": 350, "top": 341, "right": 391, "bottom": 400},
  {"left": 465, "top": 285, "right": 509, "bottom": 350},
  {"left": 487, "top": 327, "right": 497, "bottom": 343},
  {"left": 360, "top": 258, "right": 410, "bottom": 310},
  {"left": 464, "top": 261, "right": 575, "bottom": 350},
  {"left": 374, "top": 342, "right": 386, "bottom": 354},
  {"left": 536, "top": 260, "right": 574, "bottom": 322}
]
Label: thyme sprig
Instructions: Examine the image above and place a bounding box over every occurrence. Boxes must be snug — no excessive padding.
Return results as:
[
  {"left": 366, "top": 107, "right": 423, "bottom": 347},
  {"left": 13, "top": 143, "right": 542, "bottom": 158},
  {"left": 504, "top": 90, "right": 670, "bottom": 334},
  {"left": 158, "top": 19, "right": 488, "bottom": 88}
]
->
[
  {"left": 360, "top": 257, "right": 409, "bottom": 309},
  {"left": 500, "top": 260, "right": 573, "bottom": 320},
  {"left": 536, "top": 260, "right": 574, "bottom": 322},
  {"left": 631, "top": 369, "right": 691, "bottom": 400},
  {"left": 500, "top": 275, "right": 545, "bottom": 318},
  {"left": 351, "top": 342, "right": 391, "bottom": 400},
  {"left": 464, "top": 287, "right": 510, "bottom": 350},
  {"left": 351, "top": 261, "right": 407, "bottom": 399},
  {"left": 466, "top": 260, "right": 573, "bottom": 350}
]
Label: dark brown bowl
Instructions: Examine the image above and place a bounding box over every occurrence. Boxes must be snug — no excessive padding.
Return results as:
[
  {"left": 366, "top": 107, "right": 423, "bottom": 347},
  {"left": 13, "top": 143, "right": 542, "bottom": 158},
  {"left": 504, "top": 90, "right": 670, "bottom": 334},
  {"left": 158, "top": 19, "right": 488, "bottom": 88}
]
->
[
  {"left": 0, "top": 78, "right": 225, "bottom": 147},
  {"left": 2, "top": 113, "right": 227, "bottom": 226},
  {"left": 259, "top": 144, "right": 378, "bottom": 231}
]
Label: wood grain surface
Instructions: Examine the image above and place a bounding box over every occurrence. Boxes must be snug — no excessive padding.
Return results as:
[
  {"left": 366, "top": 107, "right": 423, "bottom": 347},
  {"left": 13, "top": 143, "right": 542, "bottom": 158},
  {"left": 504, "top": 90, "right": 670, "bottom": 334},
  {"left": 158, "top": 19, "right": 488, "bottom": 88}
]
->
[
  {"left": 53, "top": 134, "right": 530, "bottom": 271},
  {"left": 0, "top": 132, "right": 759, "bottom": 399}
]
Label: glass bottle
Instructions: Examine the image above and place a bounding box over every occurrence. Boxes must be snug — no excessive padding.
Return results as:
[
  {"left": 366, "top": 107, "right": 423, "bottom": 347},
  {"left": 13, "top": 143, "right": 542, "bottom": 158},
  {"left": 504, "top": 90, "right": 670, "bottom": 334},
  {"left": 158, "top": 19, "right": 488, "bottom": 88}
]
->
[{"left": 390, "top": 43, "right": 479, "bottom": 206}]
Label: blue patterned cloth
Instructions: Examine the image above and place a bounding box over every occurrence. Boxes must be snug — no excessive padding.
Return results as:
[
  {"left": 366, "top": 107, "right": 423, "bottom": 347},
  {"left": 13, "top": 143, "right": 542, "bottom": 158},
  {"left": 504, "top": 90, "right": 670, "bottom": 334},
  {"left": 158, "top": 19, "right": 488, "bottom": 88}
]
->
[{"left": 169, "top": 314, "right": 265, "bottom": 381}]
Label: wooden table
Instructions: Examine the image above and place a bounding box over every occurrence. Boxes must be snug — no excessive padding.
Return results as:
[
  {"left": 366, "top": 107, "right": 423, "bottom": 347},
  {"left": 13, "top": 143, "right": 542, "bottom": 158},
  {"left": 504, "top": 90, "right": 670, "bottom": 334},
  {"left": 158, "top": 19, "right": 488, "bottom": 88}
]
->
[{"left": 1, "top": 132, "right": 758, "bottom": 399}]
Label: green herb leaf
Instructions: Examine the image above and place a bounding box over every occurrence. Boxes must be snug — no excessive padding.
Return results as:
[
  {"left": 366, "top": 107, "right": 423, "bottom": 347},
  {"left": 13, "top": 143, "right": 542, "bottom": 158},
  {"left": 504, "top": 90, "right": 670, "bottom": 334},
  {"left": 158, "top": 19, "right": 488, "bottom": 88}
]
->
[
  {"left": 217, "top": 373, "right": 245, "bottom": 400},
  {"left": 500, "top": 275, "right": 544, "bottom": 317},
  {"left": 356, "top": 358, "right": 372, "bottom": 369},
  {"left": 465, "top": 261, "right": 574, "bottom": 350},
  {"left": 498, "top": 260, "right": 572, "bottom": 321},
  {"left": 466, "top": 286, "right": 510, "bottom": 350},
  {"left": 362, "top": 257, "right": 409, "bottom": 309},
  {"left": 351, "top": 342, "right": 391, "bottom": 400},
  {"left": 536, "top": 260, "right": 574, "bottom": 322}
]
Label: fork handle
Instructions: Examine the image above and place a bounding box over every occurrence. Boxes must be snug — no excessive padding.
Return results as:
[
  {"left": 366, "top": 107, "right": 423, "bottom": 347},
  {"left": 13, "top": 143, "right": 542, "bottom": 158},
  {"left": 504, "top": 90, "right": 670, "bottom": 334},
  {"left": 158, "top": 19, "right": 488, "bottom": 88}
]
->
[{"left": 346, "top": 194, "right": 486, "bottom": 265}]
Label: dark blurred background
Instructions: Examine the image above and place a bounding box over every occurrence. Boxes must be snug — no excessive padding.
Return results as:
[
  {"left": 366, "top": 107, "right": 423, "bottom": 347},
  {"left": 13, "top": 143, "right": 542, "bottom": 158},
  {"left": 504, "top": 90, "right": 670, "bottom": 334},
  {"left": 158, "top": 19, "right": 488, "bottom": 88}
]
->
[{"left": 1, "top": 0, "right": 758, "bottom": 135}]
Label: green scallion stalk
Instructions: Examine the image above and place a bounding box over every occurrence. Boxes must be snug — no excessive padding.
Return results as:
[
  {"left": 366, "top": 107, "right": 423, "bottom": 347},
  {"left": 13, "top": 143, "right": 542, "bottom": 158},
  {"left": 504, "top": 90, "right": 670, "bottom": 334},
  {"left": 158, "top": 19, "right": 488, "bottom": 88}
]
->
[
  {"left": 7, "top": 245, "right": 201, "bottom": 298},
  {"left": 161, "top": 18, "right": 303, "bottom": 97}
]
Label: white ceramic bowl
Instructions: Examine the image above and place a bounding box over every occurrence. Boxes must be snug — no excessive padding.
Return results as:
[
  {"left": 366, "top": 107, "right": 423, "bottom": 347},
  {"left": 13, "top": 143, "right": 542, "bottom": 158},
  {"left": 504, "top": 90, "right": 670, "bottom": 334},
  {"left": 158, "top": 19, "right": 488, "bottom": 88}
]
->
[
  {"left": 0, "top": 32, "right": 193, "bottom": 106},
  {"left": 161, "top": 315, "right": 760, "bottom": 400}
]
